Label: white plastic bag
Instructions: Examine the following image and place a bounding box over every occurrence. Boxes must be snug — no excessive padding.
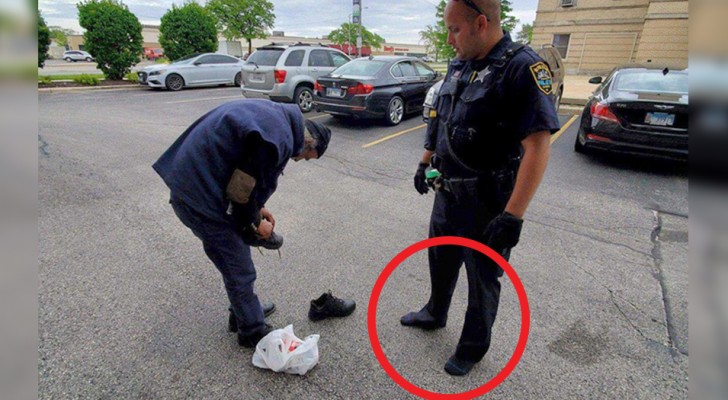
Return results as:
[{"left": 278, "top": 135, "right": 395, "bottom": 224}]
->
[{"left": 252, "top": 325, "right": 320, "bottom": 375}]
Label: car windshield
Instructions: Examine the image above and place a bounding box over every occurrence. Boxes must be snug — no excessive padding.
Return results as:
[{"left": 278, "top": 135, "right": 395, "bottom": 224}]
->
[
  {"left": 331, "top": 60, "right": 387, "bottom": 77},
  {"left": 246, "top": 49, "right": 284, "bottom": 66},
  {"left": 171, "top": 53, "right": 201, "bottom": 64},
  {"left": 613, "top": 70, "right": 688, "bottom": 94}
]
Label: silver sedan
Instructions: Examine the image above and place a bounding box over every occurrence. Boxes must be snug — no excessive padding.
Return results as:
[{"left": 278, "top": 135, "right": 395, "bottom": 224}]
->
[{"left": 138, "top": 53, "right": 244, "bottom": 91}]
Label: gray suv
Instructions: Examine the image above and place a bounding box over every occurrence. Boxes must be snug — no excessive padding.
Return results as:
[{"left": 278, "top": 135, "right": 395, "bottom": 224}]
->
[{"left": 241, "top": 43, "right": 351, "bottom": 112}]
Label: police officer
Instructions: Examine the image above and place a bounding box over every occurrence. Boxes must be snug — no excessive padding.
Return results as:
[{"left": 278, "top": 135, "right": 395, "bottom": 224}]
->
[
  {"left": 153, "top": 99, "right": 331, "bottom": 348},
  {"left": 403, "top": 0, "right": 560, "bottom": 376}
]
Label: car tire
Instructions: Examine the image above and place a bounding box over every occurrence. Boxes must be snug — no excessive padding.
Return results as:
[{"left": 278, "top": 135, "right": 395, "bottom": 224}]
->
[
  {"left": 554, "top": 87, "right": 563, "bottom": 113},
  {"left": 234, "top": 72, "right": 242, "bottom": 87},
  {"left": 574, "top": 131, "right": 588, "bottom": 154},
  {"left": 165, "top": 74, "right": 184, "bottom": 91},
  {"left": 295, "top": 86, "right": 314, "bottom": 113},
  {"left": 85, "top": 57, "right": 93, "bottom": 62},
  {"left": 385, "top": 96, "right": 404, "bottom": 126},
  {"left": 64, "top": 57, "right": 72, "bottom": 62}
]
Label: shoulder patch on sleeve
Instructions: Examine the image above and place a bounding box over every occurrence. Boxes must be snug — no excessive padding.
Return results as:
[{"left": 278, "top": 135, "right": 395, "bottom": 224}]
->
[{"left": 529, "top": 61, "right": 553, "bottom": 95}]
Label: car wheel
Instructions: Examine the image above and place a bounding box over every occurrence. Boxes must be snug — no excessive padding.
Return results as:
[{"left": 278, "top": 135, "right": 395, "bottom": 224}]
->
[
  {"left": 165, "top": 74, "right": 184, "bottom": 91},
  {"left": 234, "top": 72, "right": 242, "bottom": 87},
  {"left": 385, "top": 96, "right": 404, "bottom": 126},
  {"left": 64, "top": 57, "right": 72, "bottom": 62},
  {"left": 85, "top": 57, "right": 93, "bottom": 62},
  {"left": 574, "top": 131, "right": 588, "bottom": 154},
  {"left": 554, "top": 87, "right": 563, "bottom": 113},
  {"left": 295, "top": 86, "right": 314, "bottom": 113}
]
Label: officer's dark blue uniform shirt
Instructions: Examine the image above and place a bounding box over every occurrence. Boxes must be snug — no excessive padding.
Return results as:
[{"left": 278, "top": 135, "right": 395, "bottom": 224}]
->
[
  {"left": 153, "top": 99, "right": 305, "bottom": 223},
  {"left": 425, "top": 32, "right": 560, "bottom": 177}
]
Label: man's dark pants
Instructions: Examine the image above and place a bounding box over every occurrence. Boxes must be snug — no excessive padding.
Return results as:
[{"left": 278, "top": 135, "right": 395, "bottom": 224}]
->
[
  {"left": 170, "top": 197, "right": 267, "bottom": 337},
  {"left": 425, "top": 186, "right": 509, "bottom": 363}
]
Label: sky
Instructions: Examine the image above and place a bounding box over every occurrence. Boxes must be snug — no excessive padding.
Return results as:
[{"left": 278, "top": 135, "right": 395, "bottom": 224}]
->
[{"left": 38, "top": 0, "right": 538, "bottom": 45}]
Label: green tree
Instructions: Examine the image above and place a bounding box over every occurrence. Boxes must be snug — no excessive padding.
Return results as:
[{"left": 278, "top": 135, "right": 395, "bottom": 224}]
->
[
  {"left": 516, "top": 23, "right": 533, "bottom": 44},
  {"left": 327, "top": 22, "right": 385, "bottom": 50},
  {"left": 420, "top": 0, "right": 520, "bottom": 61},
  {"left": 419, "top": 1, "right": 454, "bottom": 62},
  {"left": 206, "top": 0, "right": 274, "bottom": 55},
  {"left": 38, "top": 10, "right": 51, "bottom": 68},
  {"left": 77, "top": 0, "right": 143, "bottom": 80},
  {"left": 159, "top": 3, "right": 218, "bottom": 62},
  {"left": 500, "top": 0, "right": 519, "bottom": 33},
  {"left": 48, "top": 26, "right": 76, "bottom": 47}
]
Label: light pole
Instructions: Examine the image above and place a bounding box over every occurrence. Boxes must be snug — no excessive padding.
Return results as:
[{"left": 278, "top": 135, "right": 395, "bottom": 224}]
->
[{"left": 347, "top": 14, "right": 354, "bottom": 56}]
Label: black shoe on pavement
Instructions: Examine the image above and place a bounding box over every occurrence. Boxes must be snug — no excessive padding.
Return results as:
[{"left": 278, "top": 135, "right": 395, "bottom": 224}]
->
[
  {"left": 228, "top": 302, "right": 276, "bottom": 333},
  {"left": 242, "top": 231, "right": 284, "bottom": 250},
  {"left": 237, "top": 323, "right": 273, "bottom": 348},
  {"left": 444, "top": 355, "right": 477, "bottom": 376},
  {"left": 308, "top": 292, "right": 356, "bottom": 321},
  {"left": 400, "top": 307, "right": 446, "bottom": 330}
]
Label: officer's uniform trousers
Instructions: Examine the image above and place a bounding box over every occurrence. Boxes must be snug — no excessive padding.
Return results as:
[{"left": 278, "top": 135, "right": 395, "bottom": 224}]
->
[{"left": 426, "top": 175, "right": 510, "bottom": 363}]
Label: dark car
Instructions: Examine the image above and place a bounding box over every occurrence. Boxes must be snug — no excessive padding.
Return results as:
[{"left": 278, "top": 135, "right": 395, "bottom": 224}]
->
[
  {"left": 574, "top": 65, "right": 688, "bottom": 161},
  {"left": 313, "top": 56, "right": 441, "bottom": 125}
]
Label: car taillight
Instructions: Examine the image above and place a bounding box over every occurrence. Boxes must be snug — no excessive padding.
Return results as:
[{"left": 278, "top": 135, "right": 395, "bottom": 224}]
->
[
  {"left": 347, "top": 83, "right": 374, "bottom": 95},
  {"left": 590, "top": 102, "right": 620, "bottom": 123},
  {"left": 314, "top": 81, "right": 322, "bottom": 93},
  {"left": 274, "top": 70, "right": 287, "bottom": 84}
]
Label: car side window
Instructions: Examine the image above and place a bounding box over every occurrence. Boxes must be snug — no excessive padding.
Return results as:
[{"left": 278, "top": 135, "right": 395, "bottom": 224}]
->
[
  {"left": 208, "top": 55, "right": 227, "bottom": 64},
  {"left": 285, "top": 50, "right": 305, "bottom": 67},
  {"left": 329, "top": 51, "right": 350, "bottom": 68},
  {"left": 398, "top": 62, "right": 417, "bottom": 77},
  {"left": 308, "top": 50, "right": 332, "bottom": 67},
  {"left": 216, "top": 55, "right": 238, "bottom": 64},
  {"left": 413, "top": 62, "right": 435, "bottom": 78},
  {"left": 196, "top": 55, "right": 215, "bottom": 64},
  {"left": 391, "top": 64, "right": 404, "bottom": 78}
]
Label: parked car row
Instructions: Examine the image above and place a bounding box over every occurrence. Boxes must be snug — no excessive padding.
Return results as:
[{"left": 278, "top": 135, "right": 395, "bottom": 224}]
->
[{"left": 134, "top": 43, "right": 689, "bottom": 162}]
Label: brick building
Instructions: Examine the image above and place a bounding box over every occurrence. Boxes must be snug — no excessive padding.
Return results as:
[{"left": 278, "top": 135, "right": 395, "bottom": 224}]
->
[{"left": 531, "top": 0, "right": 688, "bottom": 74}]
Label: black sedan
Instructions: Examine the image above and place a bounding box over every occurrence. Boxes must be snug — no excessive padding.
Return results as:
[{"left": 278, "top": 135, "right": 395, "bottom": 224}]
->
[
  {"left": 574, "top": 65, "right": 688, "bottom": 161},
  {"left": 313, "top": 56, "right": 441, "bottom": 125}
]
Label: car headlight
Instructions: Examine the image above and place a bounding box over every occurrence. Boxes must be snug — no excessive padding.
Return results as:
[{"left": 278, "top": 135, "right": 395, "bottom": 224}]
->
[
  {"left": 424, "top": 86, "right": 436, "bottom": 106},
  {"left": 149, "top": 70, "right": 166, "bottom": 76}
]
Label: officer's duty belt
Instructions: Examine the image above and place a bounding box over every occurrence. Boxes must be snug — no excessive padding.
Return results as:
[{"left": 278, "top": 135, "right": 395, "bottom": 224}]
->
[{"left": 437, "top": 177, "right": 480, "bottom": 198}]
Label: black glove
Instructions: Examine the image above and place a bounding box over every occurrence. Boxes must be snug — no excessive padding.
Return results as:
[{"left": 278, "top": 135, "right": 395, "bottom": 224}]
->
[
  {"left": 414, "top": 162, "right": 429, "bottom": 194},
  {"left": 482, "top": 212, "right": 523, "bottom": 253}
]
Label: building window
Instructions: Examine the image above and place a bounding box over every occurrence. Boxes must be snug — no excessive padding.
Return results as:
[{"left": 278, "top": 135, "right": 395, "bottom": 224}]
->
[
  {"left": 552, "top": 34, "right": 570, "bottom": 59},
  {"left": 560, "top": 0, "right": 576, "bottom": 7}
]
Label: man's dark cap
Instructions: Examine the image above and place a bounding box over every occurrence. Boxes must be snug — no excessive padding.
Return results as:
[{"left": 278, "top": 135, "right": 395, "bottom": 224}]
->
[{"left": 304, "top": 119, "right": 331, "bottom": 157}]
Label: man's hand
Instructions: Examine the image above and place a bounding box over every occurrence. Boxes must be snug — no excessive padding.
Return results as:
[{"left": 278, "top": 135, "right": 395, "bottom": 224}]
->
[
  {"left": 260, "top": 208, "right": 275, "bottom": 229},
  {"left": 414, "top": 162, "right": 429, "bottom": 194},
  {"left": 256, "top": 219, "right": 274, "bottom": 240},
  {"left": 482, "top": 212, "right": 523, "bottom": 253}
]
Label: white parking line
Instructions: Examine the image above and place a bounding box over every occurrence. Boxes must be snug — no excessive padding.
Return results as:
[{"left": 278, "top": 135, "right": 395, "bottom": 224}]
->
[
  {"left": 362, "top": 124, "right": 427, "bottom": 148},
  {"left": 551, "top": 115, "right": 578, "bottom": 144}
]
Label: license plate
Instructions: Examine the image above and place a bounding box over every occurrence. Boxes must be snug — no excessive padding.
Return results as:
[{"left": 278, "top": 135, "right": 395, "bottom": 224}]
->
[
  {"left": 645, "top": 112, "right": 675, "bottom": 126},
  {"left": 326, "top": 87, "right": 343, "bottom": 97},
  {"left": 249, "top": 74, "right": 264, "bottom": 83}
]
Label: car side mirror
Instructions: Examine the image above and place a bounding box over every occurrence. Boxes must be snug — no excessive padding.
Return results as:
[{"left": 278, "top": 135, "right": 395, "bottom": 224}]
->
[
  {"left": 588, "top": 76, "right": 603, "bottom": 84},
  {"left": 193, "top": 61, "right": 202, "bottom": 66}
]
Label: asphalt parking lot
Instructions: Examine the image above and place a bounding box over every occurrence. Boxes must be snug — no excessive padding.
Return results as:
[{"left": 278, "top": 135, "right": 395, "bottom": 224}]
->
[{"left": 39, "top": 86, "right": 688, "bottom": 399}]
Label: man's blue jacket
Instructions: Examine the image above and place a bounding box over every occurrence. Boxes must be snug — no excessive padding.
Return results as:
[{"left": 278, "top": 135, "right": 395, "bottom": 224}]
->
[{"left": 153, "top": 99, "right": 305, "bottom": 224}]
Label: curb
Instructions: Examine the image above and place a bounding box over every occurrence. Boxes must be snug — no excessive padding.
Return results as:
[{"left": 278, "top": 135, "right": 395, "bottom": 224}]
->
[
  {"left": 559, "top": 105, "right": 583, "bottom": 116},
  {"left": 38, "top": 84, "right": 146, "bottom": 93},
  {"left": 562, "top": 97, "right": 587, "bottom": 107}
]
